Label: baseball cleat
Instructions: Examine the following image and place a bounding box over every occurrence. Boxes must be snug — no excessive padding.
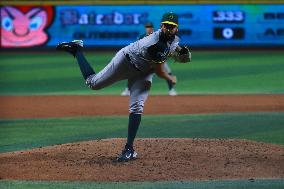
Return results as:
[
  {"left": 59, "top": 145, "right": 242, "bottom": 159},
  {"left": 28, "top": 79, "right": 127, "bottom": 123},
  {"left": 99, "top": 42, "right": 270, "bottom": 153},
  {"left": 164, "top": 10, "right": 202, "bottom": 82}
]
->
[
  {"left": 116, "top": 145, "right": 138, "bottom": 162},
  {"left": 121, "top": 88, "right": 130, "bottom": 96},
  {"left": 169, "top": 88, "right": 177, "bottom": 96},
  {"left": 56, "top": 40, "right": 83, "bottom": 57}
]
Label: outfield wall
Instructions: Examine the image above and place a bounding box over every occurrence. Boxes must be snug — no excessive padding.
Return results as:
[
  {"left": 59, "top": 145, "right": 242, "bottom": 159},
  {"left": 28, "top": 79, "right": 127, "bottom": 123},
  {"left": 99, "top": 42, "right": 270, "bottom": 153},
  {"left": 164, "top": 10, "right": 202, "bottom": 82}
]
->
[{"left": 1, "top": 3, "right": 283, "bottom": 48}]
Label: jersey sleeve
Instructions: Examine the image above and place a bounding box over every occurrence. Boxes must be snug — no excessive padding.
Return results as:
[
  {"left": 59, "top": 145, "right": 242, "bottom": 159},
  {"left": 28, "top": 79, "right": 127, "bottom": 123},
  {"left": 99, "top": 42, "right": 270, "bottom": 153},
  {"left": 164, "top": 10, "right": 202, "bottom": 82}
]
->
[{"left": 170, "top": 36, "right": 180, "bottom": 53}]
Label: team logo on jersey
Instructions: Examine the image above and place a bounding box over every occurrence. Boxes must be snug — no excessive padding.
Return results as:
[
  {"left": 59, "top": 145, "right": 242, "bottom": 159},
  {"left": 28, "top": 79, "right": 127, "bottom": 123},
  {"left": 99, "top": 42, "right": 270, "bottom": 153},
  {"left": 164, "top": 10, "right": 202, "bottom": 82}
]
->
[{"left": 157, "top": 47, "right": 170, "bottom": 61}]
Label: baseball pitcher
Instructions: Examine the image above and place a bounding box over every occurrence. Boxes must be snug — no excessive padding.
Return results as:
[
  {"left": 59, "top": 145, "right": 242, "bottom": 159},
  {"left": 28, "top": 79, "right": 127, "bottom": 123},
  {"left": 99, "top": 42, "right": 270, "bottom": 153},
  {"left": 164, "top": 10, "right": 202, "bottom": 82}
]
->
[{"left": 56, "top": 12, "right": 191, "bottom": 162}]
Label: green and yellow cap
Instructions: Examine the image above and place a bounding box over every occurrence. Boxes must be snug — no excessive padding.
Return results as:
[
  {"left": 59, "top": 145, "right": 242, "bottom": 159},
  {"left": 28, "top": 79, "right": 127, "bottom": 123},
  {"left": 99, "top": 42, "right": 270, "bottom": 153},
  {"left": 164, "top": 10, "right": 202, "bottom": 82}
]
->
[{"left": 161, "top": 12, "right": 178, "bottom": 26}]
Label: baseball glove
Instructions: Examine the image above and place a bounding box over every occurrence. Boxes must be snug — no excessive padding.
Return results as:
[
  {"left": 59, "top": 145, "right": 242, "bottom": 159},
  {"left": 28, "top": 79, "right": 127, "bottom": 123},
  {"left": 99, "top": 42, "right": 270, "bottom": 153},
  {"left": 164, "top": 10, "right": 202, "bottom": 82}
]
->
[{"left": 174, "top": 46, "right": 191, "bottom": 63}]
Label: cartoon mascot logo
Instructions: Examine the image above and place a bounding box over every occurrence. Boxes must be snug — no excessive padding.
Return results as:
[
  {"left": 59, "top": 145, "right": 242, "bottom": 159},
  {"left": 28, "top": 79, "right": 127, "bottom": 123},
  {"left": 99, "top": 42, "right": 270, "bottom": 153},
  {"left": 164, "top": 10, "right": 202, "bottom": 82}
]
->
[{"left": 1, "top": 6, "right": 54, "bottom": 48}]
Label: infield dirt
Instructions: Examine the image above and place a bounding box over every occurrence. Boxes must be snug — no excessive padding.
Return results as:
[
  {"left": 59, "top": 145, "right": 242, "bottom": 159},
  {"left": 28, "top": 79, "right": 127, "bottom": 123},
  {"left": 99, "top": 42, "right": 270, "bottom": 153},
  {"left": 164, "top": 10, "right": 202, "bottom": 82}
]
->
[
  {"left": 1, "top": 95, "right": 284, "bottom": 118},
  {"left": 0, "top": 95, "right": 284, "bottom": 181},
  {"left": 0, "top": 138, "right": 283, "bottom": 181}
]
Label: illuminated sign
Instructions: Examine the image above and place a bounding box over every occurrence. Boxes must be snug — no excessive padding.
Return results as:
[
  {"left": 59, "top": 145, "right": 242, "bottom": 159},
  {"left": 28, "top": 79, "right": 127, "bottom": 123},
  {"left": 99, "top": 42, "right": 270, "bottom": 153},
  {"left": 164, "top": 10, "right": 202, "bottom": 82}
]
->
[
  {"left": 60, "top": 10, "right": 147, "bottom": 26},
  {"left": 258, "top": 28, "right": 284, "bottom": 40},
  {"left": 263, "top": 12, "right": 284, "bottom": 20},
  {"left": 212, "top": 11, "right": 245, "bottom": 23},
  {"left": 1, "top": 5, "right": 284, "bottom": 48},
  {"left": 1, "top": 6, "right": 54, "bottom": 48},
  {"left": 213, "top": 27, "right": 244, "bottom": 40}
]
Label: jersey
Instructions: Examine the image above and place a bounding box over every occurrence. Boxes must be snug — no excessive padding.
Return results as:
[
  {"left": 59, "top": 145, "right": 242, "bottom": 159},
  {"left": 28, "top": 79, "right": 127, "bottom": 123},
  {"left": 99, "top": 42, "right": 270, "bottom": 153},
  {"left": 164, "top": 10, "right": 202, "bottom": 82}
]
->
[{"left": 123, "top": 29, "right": 179, "bottom": 73}]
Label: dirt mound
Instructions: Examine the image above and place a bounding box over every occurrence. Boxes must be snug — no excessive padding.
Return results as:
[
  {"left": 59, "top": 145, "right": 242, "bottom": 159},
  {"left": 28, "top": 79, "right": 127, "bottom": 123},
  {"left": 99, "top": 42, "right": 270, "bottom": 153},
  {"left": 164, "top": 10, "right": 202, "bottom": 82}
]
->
[
  {"left": 1, "top": 95, "right": 284, "bottom": 119},
  {"left": 0, "top": 138, "right": 283, "bottom": 181}
]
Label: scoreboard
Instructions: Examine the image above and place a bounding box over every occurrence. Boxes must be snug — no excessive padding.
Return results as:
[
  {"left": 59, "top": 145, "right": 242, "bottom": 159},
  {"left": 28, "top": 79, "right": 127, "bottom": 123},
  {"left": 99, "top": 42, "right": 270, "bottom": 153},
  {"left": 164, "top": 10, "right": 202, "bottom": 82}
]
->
[
  {"left": 212, "top": 11, "right": 245, "bottom": 23},
  {"left": 1, "top": 4, "right": 284, "bottom": 48},
  {"left": 176, "top": 5, "right": 284, "bottom": 47}
]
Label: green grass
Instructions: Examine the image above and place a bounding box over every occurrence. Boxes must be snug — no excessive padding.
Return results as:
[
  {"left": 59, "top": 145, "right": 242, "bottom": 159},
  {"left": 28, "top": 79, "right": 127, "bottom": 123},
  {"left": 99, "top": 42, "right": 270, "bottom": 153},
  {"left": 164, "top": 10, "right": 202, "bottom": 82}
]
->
[
  {"left": 1, "top": 50, "right": 283, "bottom": 189},
  {"left": 0, "top": 51, "right": 284, "bottom": 95},
  {"left": 1, "top": 112, "right": 283, "bottom": 153},
  {"left": 1, "top": 179, "right": 284, "bottom": 189}
]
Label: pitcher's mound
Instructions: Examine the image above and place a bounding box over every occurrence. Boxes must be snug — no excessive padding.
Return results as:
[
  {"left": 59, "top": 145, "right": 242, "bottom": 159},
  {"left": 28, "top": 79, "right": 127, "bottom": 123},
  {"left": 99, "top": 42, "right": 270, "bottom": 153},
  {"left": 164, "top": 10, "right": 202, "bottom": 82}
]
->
[{"left": 0, "top": 138, "right": 283, "bottom": 181}]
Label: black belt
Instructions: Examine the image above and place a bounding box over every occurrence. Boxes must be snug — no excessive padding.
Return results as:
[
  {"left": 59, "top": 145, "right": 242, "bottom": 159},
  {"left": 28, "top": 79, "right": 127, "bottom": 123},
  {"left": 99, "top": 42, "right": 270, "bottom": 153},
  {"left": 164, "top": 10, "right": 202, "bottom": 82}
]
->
[{"left": 125, "top": 53, "right": 141, "bottom": 71}]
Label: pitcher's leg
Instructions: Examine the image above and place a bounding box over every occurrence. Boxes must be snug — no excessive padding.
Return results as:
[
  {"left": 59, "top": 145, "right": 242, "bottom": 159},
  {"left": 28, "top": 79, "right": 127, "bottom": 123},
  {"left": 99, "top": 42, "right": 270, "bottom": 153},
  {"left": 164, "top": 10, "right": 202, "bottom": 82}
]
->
[
  {"left": 86, "top": 51, "right": 136, "bottom": 90},
  {"left": 116, "top": 78, "right": 152, "bottom": 162},
  {"left": 57, "top": 41, "right": 134, "bottom": 91},
  {"left": 126, "top": 113, "right": 141, "bottom": 148},
  {"left": 56, "top": 40, "right": 95, "bottom": 80},
  {"left": 75, "top": 50, "right": 95, "bottom": 80},
  {"left": 127, "top": 78, "right": 152, "bottom": 147}
]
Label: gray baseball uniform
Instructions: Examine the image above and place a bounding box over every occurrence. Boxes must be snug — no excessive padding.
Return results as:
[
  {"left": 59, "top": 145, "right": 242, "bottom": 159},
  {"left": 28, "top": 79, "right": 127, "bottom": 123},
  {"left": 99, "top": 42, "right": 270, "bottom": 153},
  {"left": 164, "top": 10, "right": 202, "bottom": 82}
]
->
[
  {"left": 86, "top": 29, "right": 179, "bottom": 114},
  {"left": 57, "top": 11, "right": 185, "bottom": 162}
]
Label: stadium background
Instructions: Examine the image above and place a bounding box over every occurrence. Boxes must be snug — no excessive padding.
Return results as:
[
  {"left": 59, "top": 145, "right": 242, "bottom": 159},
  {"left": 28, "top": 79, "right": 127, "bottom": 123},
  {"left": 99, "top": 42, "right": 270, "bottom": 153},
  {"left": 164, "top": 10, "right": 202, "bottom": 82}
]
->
[
  {"left": 1, "top": 0, "right": 284, "bottom": 48},
  {"left": 0, "top": 0, "right": 284, "bottom": 188}
]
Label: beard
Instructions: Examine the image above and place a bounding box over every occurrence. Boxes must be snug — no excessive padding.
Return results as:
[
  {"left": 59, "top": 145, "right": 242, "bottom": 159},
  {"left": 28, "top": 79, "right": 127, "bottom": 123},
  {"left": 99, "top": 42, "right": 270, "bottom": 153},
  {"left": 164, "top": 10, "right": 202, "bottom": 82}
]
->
[{"left": 162, "top": 29, "right": 177, "bottom": 41}]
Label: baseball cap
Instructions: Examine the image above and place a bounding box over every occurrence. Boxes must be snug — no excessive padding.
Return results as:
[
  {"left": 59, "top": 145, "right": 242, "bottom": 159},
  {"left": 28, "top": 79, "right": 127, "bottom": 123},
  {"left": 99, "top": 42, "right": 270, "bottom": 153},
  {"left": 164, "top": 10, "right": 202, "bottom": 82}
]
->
[
  {"left": 144, "top": 22, "right": 154, "bottom": 28},
  {"left": 161, "top": 12, "right": 178, "bottom": 26}
]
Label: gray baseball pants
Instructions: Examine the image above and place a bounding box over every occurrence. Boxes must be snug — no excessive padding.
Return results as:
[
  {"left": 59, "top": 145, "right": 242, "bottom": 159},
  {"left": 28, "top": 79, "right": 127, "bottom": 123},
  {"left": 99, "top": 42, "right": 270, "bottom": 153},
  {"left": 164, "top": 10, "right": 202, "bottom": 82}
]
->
[{"left": 86, "top": 49, "right": 154, "bottom": 114}]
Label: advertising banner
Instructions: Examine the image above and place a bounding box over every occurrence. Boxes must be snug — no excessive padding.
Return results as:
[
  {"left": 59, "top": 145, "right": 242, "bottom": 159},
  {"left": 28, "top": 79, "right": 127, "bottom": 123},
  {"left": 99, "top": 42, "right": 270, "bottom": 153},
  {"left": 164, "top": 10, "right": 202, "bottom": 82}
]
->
[{"left": 1, "top": 4, "right": 283, "bottom": 48}]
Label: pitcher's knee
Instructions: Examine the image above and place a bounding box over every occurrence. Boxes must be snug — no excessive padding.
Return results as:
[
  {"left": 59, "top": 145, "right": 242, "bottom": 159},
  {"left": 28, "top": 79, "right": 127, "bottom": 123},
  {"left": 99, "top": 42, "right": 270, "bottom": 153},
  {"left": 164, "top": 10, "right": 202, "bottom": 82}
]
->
[
  {"left": 129, "top": 100, "right": 145, "bottom": 114},
  {"left": 85, "top": 74, "right": 101, "bottom": 90}
]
